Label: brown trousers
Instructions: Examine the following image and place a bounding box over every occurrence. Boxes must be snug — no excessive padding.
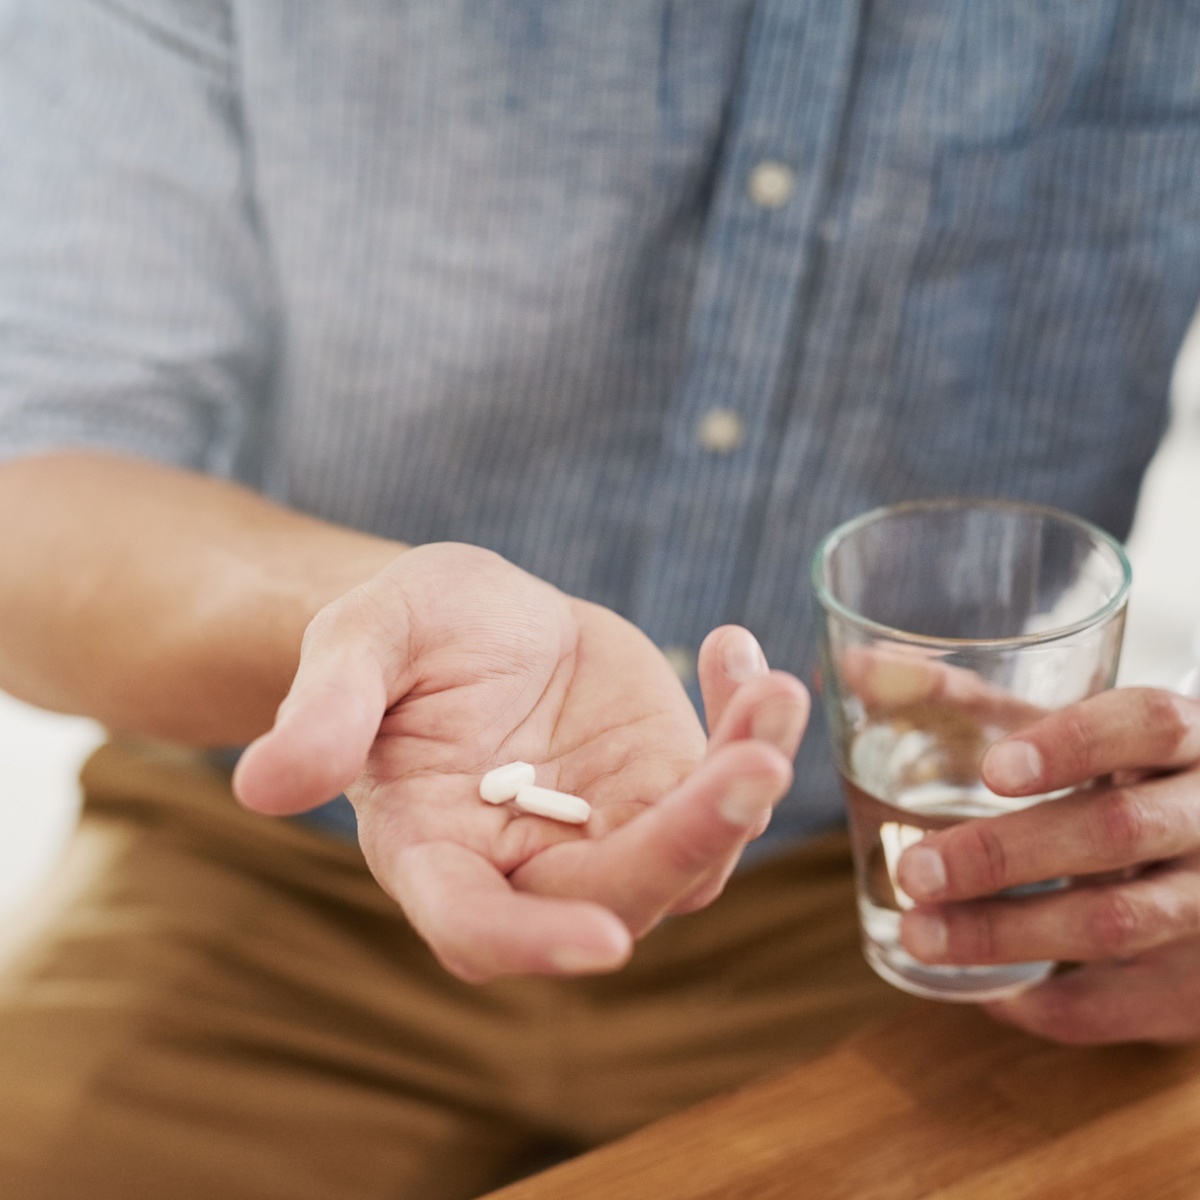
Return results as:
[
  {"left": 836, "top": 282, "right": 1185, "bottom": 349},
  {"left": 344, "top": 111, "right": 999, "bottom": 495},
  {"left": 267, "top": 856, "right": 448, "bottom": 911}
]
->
[{"left": 0, "top": 742, "right": 910, "bottom": 1200}]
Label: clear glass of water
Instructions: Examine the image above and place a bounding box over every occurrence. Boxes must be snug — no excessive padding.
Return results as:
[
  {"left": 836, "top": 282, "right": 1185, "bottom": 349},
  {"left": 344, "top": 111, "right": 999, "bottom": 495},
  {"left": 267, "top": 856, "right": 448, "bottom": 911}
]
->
[{"left": 812, "top": 498, "right": 1131, "bottom": 1002}]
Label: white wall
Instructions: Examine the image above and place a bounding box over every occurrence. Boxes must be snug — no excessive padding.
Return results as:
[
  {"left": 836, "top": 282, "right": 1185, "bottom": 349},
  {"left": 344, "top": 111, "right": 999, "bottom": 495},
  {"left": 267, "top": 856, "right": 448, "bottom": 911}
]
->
[
  {"left": 1120, "top": 314, "right": 1200, "bottom": 688},
  {"left": 0, "top": 692, "right": 101, "bottom": 920}
]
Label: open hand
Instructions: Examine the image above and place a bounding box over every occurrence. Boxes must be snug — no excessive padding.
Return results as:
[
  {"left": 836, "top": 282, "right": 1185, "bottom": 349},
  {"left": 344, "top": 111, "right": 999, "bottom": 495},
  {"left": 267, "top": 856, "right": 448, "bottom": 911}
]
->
[{"left": 234, "top": 543, "right": 809, "bottom": 982}]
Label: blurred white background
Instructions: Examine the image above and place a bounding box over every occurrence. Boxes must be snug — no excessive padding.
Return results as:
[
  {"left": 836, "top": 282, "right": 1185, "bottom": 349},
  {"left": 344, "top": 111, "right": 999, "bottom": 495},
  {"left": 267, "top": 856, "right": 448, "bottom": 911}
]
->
[
  {"left": 1118, "top": 316, "right": 1200, "bottom": 689},
  {"left": 0, "top": 693, "right": 101, "bottom": 921},
  {"left": 0, "top": 318, "right": 1198, "bottom": 929}
]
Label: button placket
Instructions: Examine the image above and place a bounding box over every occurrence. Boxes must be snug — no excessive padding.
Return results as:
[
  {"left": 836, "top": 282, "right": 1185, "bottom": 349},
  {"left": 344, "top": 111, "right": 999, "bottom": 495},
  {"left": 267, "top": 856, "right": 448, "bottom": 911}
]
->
[{"left": 630, "top": 2, "right": 866, "bottom": 654}]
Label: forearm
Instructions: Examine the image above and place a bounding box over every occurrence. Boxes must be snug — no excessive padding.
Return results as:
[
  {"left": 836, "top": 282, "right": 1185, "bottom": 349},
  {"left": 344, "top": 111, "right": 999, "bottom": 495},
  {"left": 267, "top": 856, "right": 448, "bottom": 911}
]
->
[{"left": 0, "top": 451, "right": 404, "bottom": 745}]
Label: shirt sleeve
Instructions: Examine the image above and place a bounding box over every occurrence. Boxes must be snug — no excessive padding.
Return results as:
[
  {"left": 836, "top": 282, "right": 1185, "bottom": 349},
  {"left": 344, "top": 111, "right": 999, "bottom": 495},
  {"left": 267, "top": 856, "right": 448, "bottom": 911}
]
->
[{"left": 0, "top": 0, "right": 275, "bottom": 478}]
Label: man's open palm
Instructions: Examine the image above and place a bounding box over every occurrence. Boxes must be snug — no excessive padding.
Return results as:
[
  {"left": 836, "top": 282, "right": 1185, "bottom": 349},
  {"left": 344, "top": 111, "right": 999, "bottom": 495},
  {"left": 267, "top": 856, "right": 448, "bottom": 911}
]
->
[{"left": 235, "top": 544, "right": 809, "bottom": 981}]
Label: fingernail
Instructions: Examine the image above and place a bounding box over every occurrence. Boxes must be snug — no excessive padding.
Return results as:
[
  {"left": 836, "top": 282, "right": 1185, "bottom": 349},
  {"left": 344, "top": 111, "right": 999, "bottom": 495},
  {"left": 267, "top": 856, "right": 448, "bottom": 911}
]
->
[
  {"left": 987, "top": 740, "right": 1043, "bottom": 791},
  {"left": 723, "top": 629, "right": 767, "bottom": 684},
  {"left": 898, "top": 845, "right": 947, "bottom": 900},
  {"left": 550, "top": 945, "right": 627, "bottom": 974},
  {"left": 905, "top": 911, "right": 947, "bottom": 960},
  {"left": 751, "top": 701, "right": 805, "bottom": 751},
  {"left": 719, "top": 779, "right": 770, "bottom": 826}
]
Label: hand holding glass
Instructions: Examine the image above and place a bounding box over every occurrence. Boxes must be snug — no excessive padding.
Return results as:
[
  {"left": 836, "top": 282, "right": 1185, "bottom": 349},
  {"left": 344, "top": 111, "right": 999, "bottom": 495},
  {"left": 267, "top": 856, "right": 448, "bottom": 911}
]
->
[{"left": 812, "top": 499, "right": 1130, "bottom": 1002}]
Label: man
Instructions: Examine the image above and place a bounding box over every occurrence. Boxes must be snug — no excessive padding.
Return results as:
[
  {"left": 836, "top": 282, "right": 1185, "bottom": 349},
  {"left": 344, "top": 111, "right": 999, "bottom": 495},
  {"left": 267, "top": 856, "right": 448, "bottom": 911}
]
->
[{"left": 2, "top": 3, "right": 1200, "bottom": 1197}]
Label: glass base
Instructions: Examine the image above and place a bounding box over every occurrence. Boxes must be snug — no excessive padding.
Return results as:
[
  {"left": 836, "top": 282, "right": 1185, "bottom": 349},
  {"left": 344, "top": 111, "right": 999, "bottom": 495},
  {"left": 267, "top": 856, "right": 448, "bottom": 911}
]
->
[{"left": 864, "top": 938, "right": 1054, "bottom": 1003}]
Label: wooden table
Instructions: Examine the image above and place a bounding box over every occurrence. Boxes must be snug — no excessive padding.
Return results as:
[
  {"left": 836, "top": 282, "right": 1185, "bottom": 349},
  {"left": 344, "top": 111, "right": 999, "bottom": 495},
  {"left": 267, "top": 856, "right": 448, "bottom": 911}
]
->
[{"left": 481, "top": 1001, "right": 1200, "bottom": 1199}]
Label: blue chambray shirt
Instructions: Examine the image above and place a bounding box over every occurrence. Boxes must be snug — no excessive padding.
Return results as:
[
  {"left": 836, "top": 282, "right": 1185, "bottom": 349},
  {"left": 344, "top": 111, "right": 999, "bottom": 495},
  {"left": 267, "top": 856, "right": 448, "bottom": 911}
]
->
[{"left": 2, "top": 2, "right": 1200, "bottom": 849}]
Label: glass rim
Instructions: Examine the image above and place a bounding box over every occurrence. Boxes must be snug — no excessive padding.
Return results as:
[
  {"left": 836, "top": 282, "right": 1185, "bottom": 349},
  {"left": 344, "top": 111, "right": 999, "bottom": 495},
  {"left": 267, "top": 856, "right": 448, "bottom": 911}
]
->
[{"left": 810, "top": 497, "right": 1133, "bottom": 650}]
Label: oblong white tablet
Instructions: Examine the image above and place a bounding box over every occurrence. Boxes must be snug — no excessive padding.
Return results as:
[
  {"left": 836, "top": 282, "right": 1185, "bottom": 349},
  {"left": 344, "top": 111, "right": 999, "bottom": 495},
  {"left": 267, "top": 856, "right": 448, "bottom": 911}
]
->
[
  {"left": 513, "top": 784, "right": 590, "bottom": 825},
  {"left": 479, "top": 761, "right": 537, "bottom": 804}
]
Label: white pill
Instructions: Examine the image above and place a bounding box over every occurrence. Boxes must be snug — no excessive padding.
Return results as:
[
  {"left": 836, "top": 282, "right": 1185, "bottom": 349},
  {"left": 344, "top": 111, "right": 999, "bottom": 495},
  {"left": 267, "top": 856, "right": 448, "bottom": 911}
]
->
[
  {"left": 513, "top": 785, "right": 591, "bottom": 825},
  {"left": 479, "top": 761, "right": 537, "bottom": 804}
]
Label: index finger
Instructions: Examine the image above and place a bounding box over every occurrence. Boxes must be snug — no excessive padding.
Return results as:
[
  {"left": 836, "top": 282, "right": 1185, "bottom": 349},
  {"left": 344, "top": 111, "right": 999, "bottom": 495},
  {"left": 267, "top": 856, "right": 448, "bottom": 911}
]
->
[
  {"left": 982, "top": 689, "right": 1200, "bottom": 796},
  {"left": 897, "top": 768, "right": 1200, "bottom": 903}
]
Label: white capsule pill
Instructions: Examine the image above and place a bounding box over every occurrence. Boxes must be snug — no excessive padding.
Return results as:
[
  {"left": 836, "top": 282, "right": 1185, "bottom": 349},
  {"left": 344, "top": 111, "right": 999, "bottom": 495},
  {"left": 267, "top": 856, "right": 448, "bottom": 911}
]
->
[
  {"left": 513, "top": 785, "right": 591, "bottom": 825},
  {"left": 479, "top": 761, "right": 537, "bottom": 804}
]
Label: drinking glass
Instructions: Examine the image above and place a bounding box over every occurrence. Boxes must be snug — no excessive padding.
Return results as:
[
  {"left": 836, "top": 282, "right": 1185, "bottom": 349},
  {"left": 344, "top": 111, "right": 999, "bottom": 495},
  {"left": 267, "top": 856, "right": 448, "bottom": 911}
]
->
[{"left": 812, "top": 498, "right": 1131, "bottom": 1002}]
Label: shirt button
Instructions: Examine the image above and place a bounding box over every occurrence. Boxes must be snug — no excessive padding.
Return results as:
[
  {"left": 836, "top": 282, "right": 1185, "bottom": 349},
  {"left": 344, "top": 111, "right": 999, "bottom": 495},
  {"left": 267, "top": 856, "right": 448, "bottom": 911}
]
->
[
  {"left": 697, "top": 407, "right": 746, "bottom": 453},
  {"left": 662, "top": 644, "right": 696, "bottom": 685},
  {"left": 747, "top": 159, "right": 796, "bottom": 209}
]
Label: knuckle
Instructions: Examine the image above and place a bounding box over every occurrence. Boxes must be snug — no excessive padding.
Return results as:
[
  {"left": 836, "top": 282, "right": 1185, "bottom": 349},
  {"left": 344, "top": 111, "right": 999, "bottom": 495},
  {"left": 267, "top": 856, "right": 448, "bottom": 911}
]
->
[
  {"left": 1023, "top": 991, "right": 1087, "bottom": 1044},
  {"left": 1086, "top": 889, "right": 1145, "bottom": 957},
  {"left": 303, "top": 586, "right": 392, "bottom": 655},
  {"left": 947, "top": 907, "right": 999, "bottom": 963},
  {"left": 991, "top": 977, "right": 1114, "bottom": 1045},
  {"left": 300, "top": 600, "right": 342, "bottom": 649},
  {"left": 664, "top": 828, "right": 723, "bottom": 877},
  {"left": 1057, "top": 709, "right": 1100, "bottom": 778},
  {"left": 1153, "top": 888, "right": 1192, "bottom": 943},
  {"left": 1036, "top": 1000, "right": 1105, "bottom": 1045},
  {"left": 1178, "top": 887, "right": 1200, "bottom": 939},
  {"left": 957, "top": 820, "right": 1012, "bottom": 893},
  {"left": 1091, "top": 787, "right": 1163, "bottom": 862},
  {"left": 1131, "top": 879, "right": 1195, "bottom": 944},
  {"left": 1135, "top": 689, "right": 1191, "bottom": 759}
]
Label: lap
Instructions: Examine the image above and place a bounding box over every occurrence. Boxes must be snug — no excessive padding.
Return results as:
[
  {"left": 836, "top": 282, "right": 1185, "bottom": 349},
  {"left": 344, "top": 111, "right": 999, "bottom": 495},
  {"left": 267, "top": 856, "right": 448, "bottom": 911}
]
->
[{"left": 0, "top": 741, "right": 909, "bottom": 1199}]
